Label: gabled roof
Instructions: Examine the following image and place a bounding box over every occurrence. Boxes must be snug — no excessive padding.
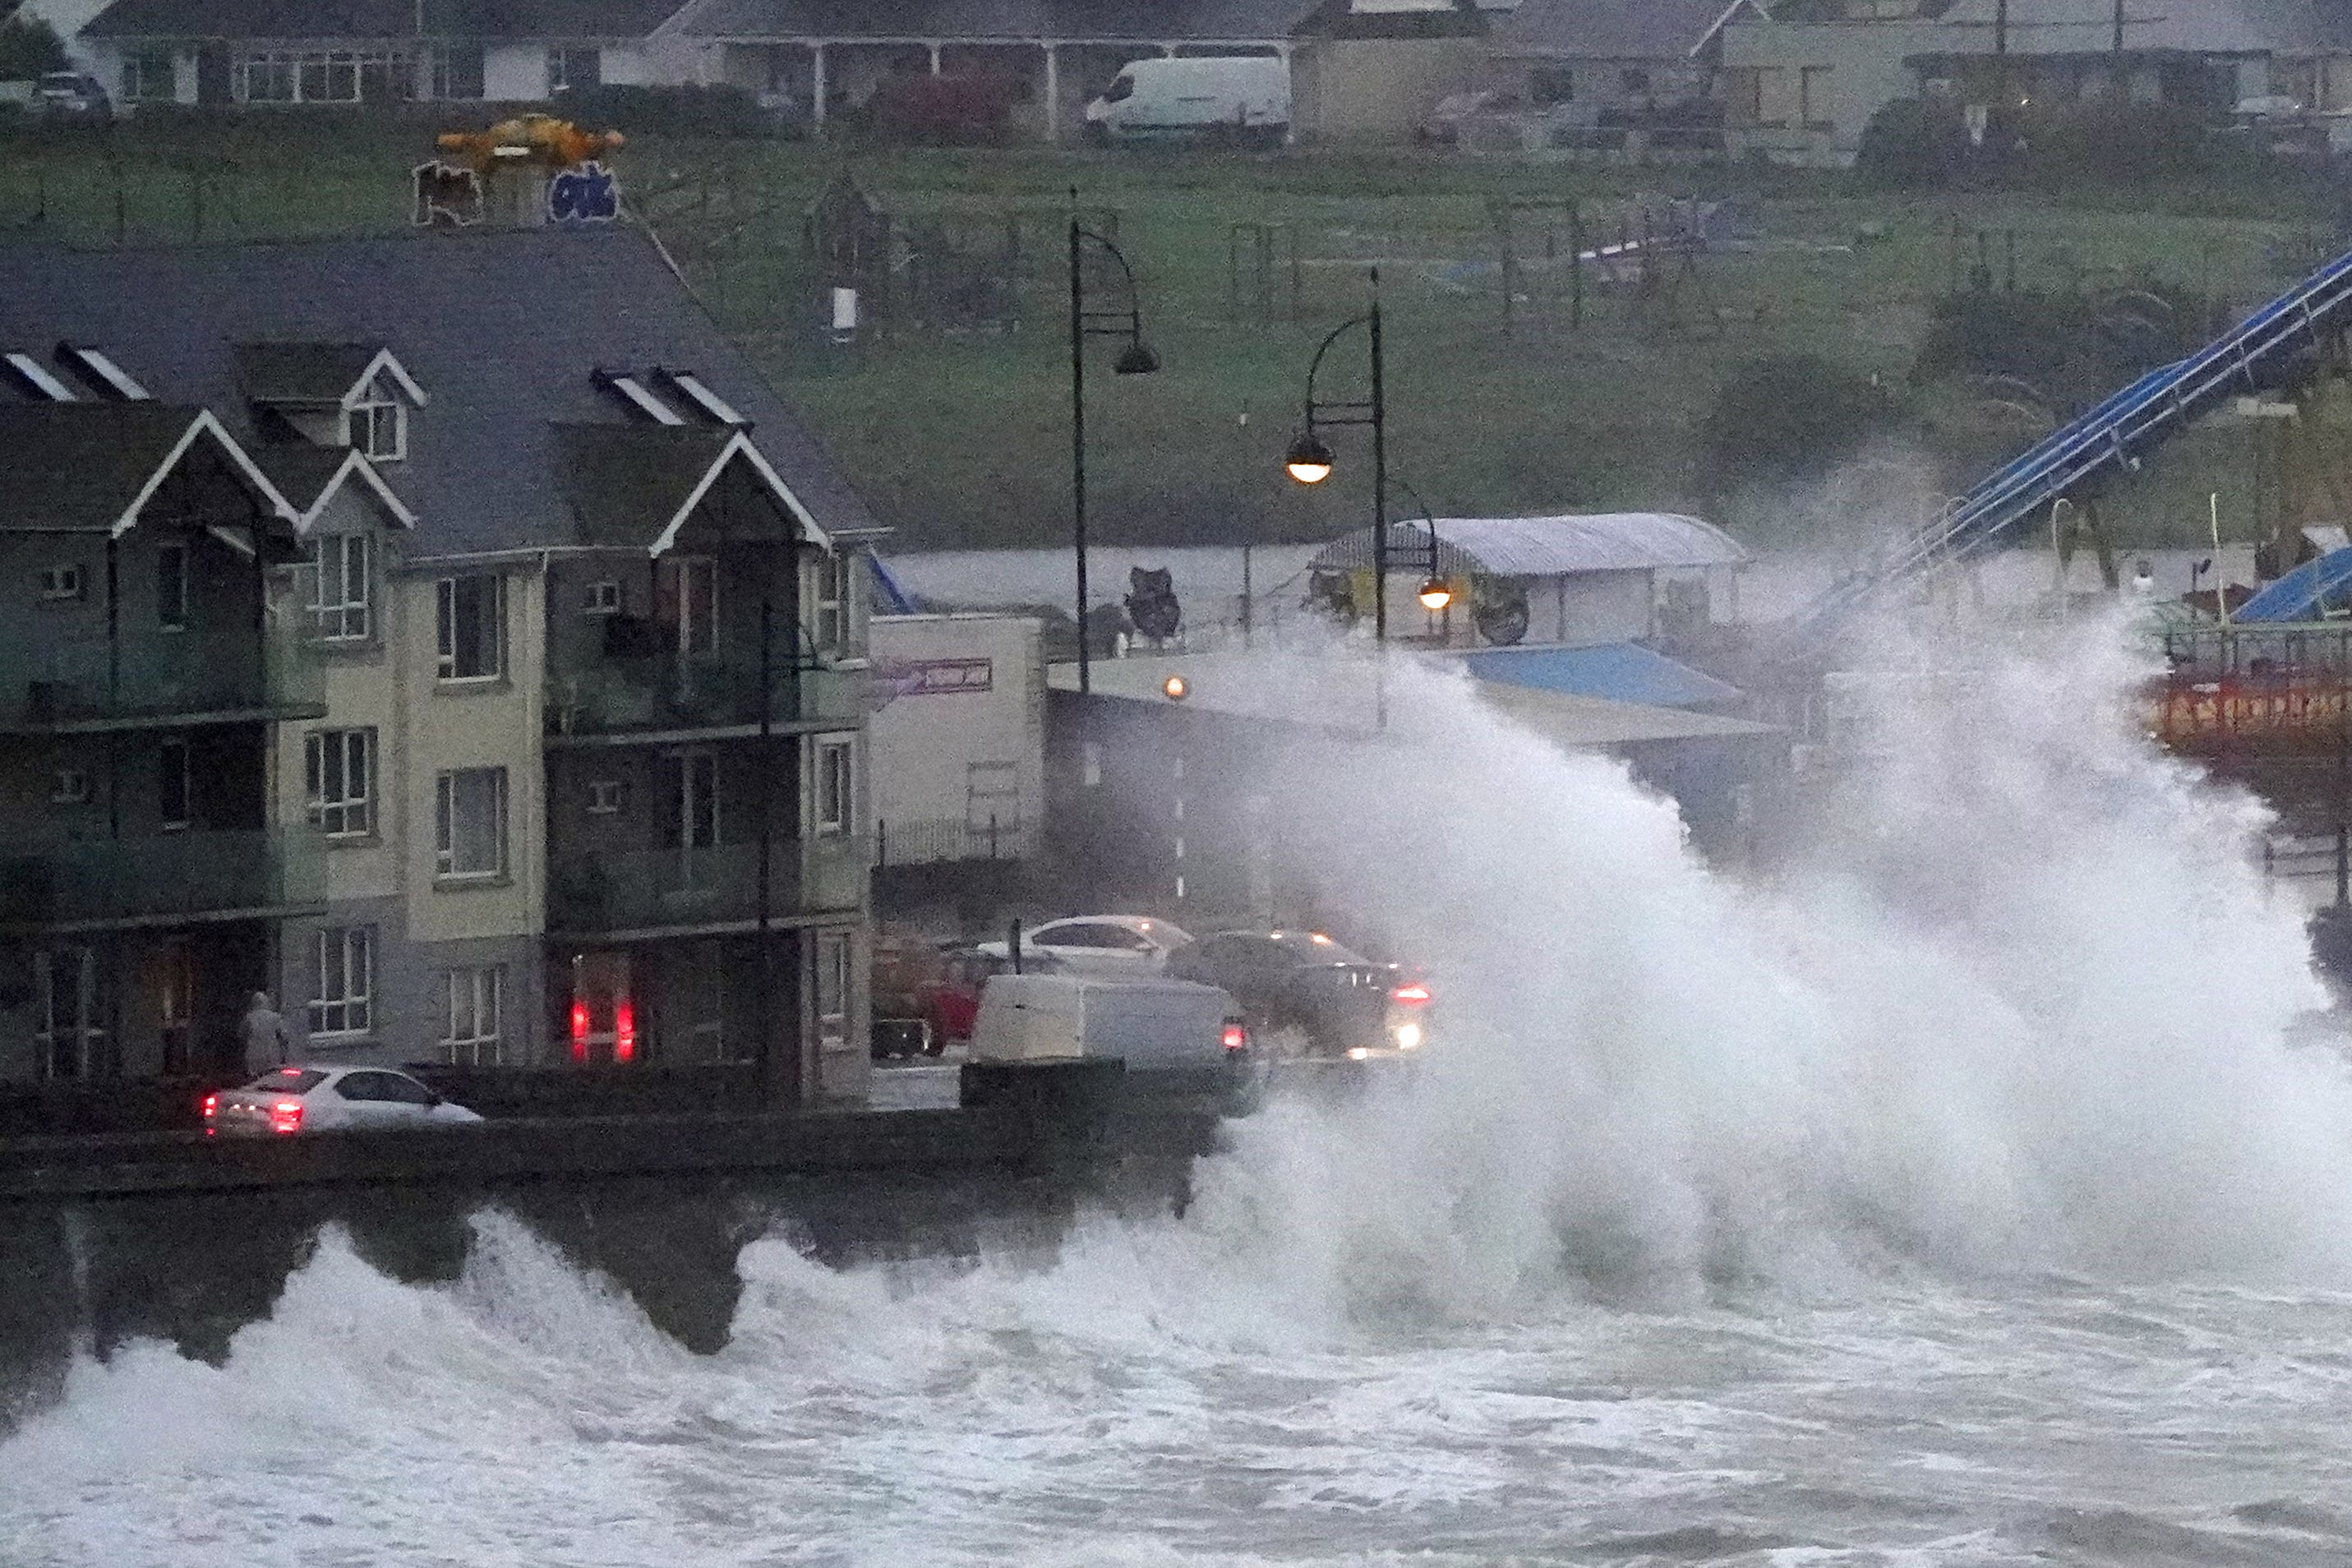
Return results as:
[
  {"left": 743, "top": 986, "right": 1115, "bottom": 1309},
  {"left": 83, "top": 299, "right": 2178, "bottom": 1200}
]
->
[
  {"left": 82, "top": 0, "right": 695, "bottom": 39},
  {"left": 1487, "top": 0, "right": 1733, "bottom": 58},
  {"left": 252, "top": 443, "right": 420, "bottom": 530},
  {"left": 0, "top": 228, "right": 877, "bottom": 559},
  {"left": 234, "top": 341, "right": 425, "bottom": 408},
  {"left": 683, "top": 0, "right": 1318, "bottom": 43},
  {"left": 0, "top": 403, "right": 298, "bottom": 536},
  {"left": 554, "top": 422, "right": 832, "bottom": 554}
]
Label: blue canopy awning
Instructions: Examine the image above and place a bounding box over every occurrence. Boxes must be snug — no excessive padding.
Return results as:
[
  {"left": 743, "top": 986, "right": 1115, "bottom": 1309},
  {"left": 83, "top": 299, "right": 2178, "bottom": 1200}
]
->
[{"left": 1462, "top": 643, "right": 1742, "bottom": 709}]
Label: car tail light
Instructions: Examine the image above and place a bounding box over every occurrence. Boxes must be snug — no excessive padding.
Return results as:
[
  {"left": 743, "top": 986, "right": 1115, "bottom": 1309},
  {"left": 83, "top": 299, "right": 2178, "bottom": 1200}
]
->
[
  {"left": 615, "top": 998, "right": 636, "bottom": 1063},
  {"left": 269, "top": 1099, "right": 304, "bottom": 1136},
  {"left": 570, "top": 999, "right": 590, "bottom": 1063},
  {"left": 1221, "top": 1020, "right": 1248, "bottom": 1053},
  {"left": 1391, "top": 982, "right": 1431, "bottom": 1005},
  {"left": 201, "top": 1094, "right": 217, "bottom": 1118}
]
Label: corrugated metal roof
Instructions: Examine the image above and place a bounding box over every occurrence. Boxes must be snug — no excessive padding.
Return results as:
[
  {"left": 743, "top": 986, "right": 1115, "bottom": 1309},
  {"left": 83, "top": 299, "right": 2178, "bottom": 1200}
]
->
[
  {"left": 1309, "top": 513, "right": 1750, "bottom": 578},
  {"left": 1460, "top": 642, "right": 1743, "bottom": 708}
]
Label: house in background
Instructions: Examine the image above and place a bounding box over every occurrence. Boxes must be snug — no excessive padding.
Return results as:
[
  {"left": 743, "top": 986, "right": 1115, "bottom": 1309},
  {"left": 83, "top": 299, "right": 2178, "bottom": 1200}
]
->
[
  {"left": 1718, "top": 0, "right": 1950, "bottom": 168},
  {"left": 0, "top": 227, "right": 879, "bottom": 1107},
  {"left": 1483, "top": 0, "right": 1740, "bottom": 146},
  {"left": 74, "top": 0, "right": 700, "bottom": 109}
]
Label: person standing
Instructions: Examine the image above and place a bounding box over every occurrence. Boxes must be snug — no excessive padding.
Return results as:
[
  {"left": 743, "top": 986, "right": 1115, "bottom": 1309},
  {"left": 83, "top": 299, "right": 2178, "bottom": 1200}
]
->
[{"left": 241, "top": 991, "right": 292, "bottom": 1077}]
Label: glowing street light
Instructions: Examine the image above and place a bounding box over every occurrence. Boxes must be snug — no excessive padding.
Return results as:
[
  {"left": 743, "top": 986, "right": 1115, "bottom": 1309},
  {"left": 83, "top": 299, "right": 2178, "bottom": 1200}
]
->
[
  {"left": 1284, "top": 429, "right": 1335, "bottom": 486},
  {"left": 1161, "top": 673, "right": 1190, "bottom": 700},
  {"left": 1417, "top": 577, "right": 1453, "bottom": 612}
]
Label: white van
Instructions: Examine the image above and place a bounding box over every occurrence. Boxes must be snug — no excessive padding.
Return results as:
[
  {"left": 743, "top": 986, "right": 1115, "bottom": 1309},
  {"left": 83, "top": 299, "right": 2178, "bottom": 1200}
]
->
[
  {"left": 1085, "top": 57, "right": 1289, "bottom": 147},
  {"left": 971, "top": 974, "right": 1249, "bottom": 1072}
]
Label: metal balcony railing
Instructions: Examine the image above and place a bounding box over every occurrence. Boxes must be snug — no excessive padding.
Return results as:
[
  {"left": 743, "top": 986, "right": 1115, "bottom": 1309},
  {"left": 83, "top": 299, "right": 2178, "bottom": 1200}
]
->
[
  {"left": 2, "top": 623, "right": 325, "bottom": 731},
  {"left": 0, "top": 829, "right": 325, "bottom": 929},
  {"left": 546, "top": 835, "right": 869, "bottom": 934},
  {"left": 544, "top": 648, "right": 867, "bottom": 738}
]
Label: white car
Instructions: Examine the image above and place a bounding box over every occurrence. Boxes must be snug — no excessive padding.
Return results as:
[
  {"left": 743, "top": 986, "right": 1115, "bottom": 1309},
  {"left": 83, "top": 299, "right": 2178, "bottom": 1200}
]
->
[
  {"left": 205, "top": 1065, "right": 484, "bottom": 1137},
  {"left": 974, "top": 915, "right": 1193, "bottom": 976}
]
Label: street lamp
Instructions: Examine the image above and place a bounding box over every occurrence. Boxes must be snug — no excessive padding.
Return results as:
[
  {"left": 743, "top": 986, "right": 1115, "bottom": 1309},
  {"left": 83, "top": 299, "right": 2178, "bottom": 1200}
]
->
[
  {"left": 1394, "top": 477, "right": 1451, "bottom": 615},
  {"left": 1070, "top": 187, "right": 1160, "bottom": 695},
  {"left": 1282, "top": 267, "right": 1387, "bottom": 645}
]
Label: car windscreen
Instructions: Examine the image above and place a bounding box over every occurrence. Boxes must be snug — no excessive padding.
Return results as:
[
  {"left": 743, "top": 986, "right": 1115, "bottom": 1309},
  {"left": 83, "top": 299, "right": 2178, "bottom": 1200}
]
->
[{"left": 242, "top": 1069, "right": 325, "bottom": 1094}]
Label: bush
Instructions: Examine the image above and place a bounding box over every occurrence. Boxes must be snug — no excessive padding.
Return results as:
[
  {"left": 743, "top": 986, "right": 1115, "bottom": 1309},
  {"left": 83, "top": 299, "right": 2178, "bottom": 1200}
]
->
[
  {"left": 1702, "top": 354, "right": 1898, "bottom": 490},
  {"left": 1913, "top": 285, "right": 2196, "bottom": 411},
  {"left": 553, "top": 82, "right": 782, "bottom": 139},
  {"left": 1856, "top": 96, "right": 1971, "bottom": 188},
  {"left": 0, "top": 12, "right": 67, "bottom": 81}
]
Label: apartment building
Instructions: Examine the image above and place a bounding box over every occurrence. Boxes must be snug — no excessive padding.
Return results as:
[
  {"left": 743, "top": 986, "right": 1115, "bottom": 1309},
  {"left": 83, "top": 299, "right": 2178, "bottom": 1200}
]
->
[{"left": 0, "top": 228, "right": 878, "bottom": 1104}]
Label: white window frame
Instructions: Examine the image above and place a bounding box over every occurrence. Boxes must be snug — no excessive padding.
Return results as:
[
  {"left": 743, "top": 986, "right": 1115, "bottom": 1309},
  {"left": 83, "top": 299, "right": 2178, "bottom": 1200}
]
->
[
  {"left": 122, "top": 47, "right": 177, "bottom": 103},
  {"left": 51, "top": 768, "right": 90, "bottom": 805},
  {"left": 815, "top": 738, "right": 853, "bottom": 835},
  {"left": 813, "top": 550, "right": 851, "bottom": 653},
  {"left": 310, "top": 925, "right": 374, "bottom": 1037},
  {"left": 815, "top": 929, "right": 851, "bottom": 1054},
  {"left": 435, "top": 767, "right": 510, "bottom": 880},
  {"left": 308, "top": 533, "right": 371, "bottom": 642},
  {"left": 431, "top": 44, "right": 485, "bottom": 100},
  {"left": 305, "top": 727, "right": 375, "bottom": 838},
  {"left": 347, "top": 399, "right": 405, "bottom": 461},
  {"left": 548, "top": 45, "right": 602, "bottom": 94},
  {"left": 37, "top": 564, "right": 83, "bottom": 602},
  {"left": 443, "top": 965, "right": 505, "bottom": 1066},
  {"left": 436, "top": 573, "right": 505, "bottom": 681}
]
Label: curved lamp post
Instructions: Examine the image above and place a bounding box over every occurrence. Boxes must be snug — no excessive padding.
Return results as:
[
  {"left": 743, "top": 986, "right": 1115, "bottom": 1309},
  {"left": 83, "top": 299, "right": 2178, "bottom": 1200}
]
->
[
  {"left": 1283, "top": 268, "right": 1387, "bottom": 645},
  {"left": 1393, "top": 476, "right": 1452, "bottom": 614},
  {"left": 1070, "top": 188, "right": 1160, "bottom": 694}
]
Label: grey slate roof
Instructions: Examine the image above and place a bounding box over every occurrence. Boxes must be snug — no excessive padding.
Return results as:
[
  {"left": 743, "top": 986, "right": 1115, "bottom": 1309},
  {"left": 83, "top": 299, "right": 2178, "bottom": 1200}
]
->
[
  {"left": 0, "top": 228, "right": 878, "bottom": 558},
  {"left": 234, "top": 341, "right": 381, "bottom": 404},
  {"left": 82, "top": 0, "right": 693, "bottom": 40},
  {"left": 1488, "top": 0, "right": 1734, "bottom": 58},
  {"left": 683, "top": 0, "right": 1318, "bottom": 43},
  {"left": 0, "top": 402, "right": 298, "bottom": 536},
  {"left": 1931, "top": 0, "right": 2352, "bottom": 53}
]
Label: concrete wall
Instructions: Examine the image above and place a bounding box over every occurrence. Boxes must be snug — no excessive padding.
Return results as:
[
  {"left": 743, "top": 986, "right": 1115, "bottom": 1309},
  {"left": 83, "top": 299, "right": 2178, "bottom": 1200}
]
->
[
  {"left": 869, "top": 614, "right": 1045, "bottom": 865},
  {"left": 1721, "top": 17, "right": 1941, "bottom": 167},
  {"left": 484, "top": 44, "right": 546, "bottom": 100},
  {"left": 1293, "top": 36, "right": 1481, "bottom": 141}
]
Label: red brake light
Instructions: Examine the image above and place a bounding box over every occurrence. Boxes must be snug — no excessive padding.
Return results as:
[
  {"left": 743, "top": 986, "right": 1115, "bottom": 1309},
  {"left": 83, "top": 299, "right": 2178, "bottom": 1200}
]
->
[
  {"left": 201, "top": 1094, "right": 217, "bottom": 1119},
  {"left": 1221, "top": 1022, "right": 1248, "bottom": 1052},
  {"left": 269, "top": 1099, "right": 304, "bottom": 1135},
  {"left": 1391, "top": 983, "right": 1431, "bottom": 1005},
  {"left": 615, "top": 997, "right": 636, "bottom": 1063},
  {"left": 570, "top": 999, "right": 590, "bottom": 1062}
]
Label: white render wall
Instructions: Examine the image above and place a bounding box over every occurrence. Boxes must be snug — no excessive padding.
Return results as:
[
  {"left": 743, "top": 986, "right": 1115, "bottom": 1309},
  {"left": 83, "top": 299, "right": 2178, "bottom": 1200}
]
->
[
  {"left": 869, "top": 614, "right": 1045, "bottom": 865},
  {"left": 484, "top": 44, "right": 546, "bottom": 100}
]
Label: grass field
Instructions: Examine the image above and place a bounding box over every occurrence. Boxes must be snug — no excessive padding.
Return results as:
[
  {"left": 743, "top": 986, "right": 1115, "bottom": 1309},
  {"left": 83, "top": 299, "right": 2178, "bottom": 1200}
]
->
[{"left": 2, "top": 123, "right": 2337, "bottom": 553}]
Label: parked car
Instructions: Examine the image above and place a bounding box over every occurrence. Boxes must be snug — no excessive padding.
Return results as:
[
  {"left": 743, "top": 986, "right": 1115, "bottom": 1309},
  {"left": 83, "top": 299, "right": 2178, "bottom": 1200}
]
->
[
  {"left": 970, "top": 972, "right": 1249, "bottom": 1075},
  {"left": 1416, "top": 89, "right": 1520, "bottom": 146},
  {"left": 34, "top": 71, "right": 112, "bottom": 121},
  {"left": 1165, "top": 929, "right": 1430, "bottom": 1060},
  {"left": 972, "top": 915, "right": 1192, "bottom": 976},
  {"left": 205, "top": 1065, "right": 484, "bottom": 1137},
  {"left": 1085, "top": 56, "right": 1287, "bottom": 147}
]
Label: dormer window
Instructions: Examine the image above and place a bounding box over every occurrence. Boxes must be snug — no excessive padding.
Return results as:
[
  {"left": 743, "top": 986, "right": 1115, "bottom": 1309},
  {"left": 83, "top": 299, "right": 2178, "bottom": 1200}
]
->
[{"left": 348, "top": 399, "right": 405, "bottom": 460}]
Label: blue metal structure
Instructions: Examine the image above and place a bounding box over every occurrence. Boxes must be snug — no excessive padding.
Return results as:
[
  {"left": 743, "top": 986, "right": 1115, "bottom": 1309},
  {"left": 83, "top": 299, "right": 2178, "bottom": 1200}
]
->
[
  {"left": 2234, "top": 544, "right": 2352, "bottom": 621},
  {"left": 1804, "top": 243, "right": 2352, "bottom": 634}
]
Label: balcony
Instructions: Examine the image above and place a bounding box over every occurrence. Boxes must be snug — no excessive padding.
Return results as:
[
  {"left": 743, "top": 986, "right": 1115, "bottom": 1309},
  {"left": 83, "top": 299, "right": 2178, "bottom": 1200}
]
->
[
  {"left": 0, "top": 829, "right": 325, "bottom": 932},
  {"left": 0, "top": 625, "right": 326, "bottom": 733},
  {"left": 544, "top": 647, "right": 866, "bottom": 741},
  {"left": 547, "top": 835, "right": 869, "bottom": 936}
]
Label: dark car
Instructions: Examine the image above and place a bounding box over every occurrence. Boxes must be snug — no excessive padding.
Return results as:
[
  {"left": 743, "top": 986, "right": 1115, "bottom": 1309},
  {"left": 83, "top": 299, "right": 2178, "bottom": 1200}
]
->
[{"left": 1166, "top": 929, "right": 1429, "bottom": 1060}]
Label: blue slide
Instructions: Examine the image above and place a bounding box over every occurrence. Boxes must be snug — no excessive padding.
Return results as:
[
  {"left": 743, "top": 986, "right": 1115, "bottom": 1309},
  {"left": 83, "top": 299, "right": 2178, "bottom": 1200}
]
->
[{"left": 1802, "top": 242, "right": 2352, "bottom": 634}]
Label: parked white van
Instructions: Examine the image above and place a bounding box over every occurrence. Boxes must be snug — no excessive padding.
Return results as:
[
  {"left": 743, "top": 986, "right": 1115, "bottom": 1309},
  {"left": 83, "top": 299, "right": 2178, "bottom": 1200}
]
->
[
  {"left": 1085, "top": 57, "right": 1289, "bottom": 147},
  {"left": 972, "top": 974, "right": 1249, "bottom": 1073}
]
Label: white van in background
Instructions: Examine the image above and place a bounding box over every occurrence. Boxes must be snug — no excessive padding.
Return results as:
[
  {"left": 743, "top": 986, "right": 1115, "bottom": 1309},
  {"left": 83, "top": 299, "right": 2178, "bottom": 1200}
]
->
[
  {"left": 972, "top": 974, "right": 1249, "bottom": 1075},
  {"left": 1085, "top": 57, "right": 1289, "bottom": 147}
]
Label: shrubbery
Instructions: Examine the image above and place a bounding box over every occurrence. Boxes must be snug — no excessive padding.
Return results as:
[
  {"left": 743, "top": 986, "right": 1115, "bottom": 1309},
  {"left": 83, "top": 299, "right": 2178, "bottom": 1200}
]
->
[
  {"left": 1701, "top": 354, "right": 1898, "bottom": 490},
  {"left": 0, "top": 12, "right": 67, "bottom": 81},
  {"left": 552, "top": 83, "right": 783, "bottom": 140},
  {"left": 1860, "top": 93, "right": 2239, "bottom": 191}
]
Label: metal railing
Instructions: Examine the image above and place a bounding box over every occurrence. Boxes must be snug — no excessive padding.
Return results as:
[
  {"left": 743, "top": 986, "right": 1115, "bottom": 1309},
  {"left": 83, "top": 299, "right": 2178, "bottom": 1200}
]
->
[
  {"left": 547, "top": 834, "right": 869, "bottom": 933},
  {"left": 0, "top": 828, "right": 324, "bottom": 929},
  {"left": 545, "top": 652, "right": 866, "bottom": 737},
  {"left": 875, "top": 814, "right": 1028, "bottom": 866},
  {"left": 1, "top": 622, "right": 325, "bottom": 730}
]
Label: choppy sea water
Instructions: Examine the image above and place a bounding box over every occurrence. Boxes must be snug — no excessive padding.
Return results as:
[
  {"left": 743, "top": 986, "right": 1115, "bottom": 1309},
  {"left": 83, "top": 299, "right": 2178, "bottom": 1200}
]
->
[
  {"left": 7, "top": 1216, "right": 2352, "bottom": 1567},
  {"left": 15, "top": 621, "right": 2352, "bottom": 1566}
]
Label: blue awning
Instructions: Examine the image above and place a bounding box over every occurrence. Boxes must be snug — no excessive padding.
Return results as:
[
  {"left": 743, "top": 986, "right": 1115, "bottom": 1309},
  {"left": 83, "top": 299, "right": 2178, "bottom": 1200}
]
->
[
  {"left": 1462, "top": 643, "right": 1742, "bottom": 708},
  {"left": 2235, "top": 546, "right": 2352, "bottom": 622}
]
